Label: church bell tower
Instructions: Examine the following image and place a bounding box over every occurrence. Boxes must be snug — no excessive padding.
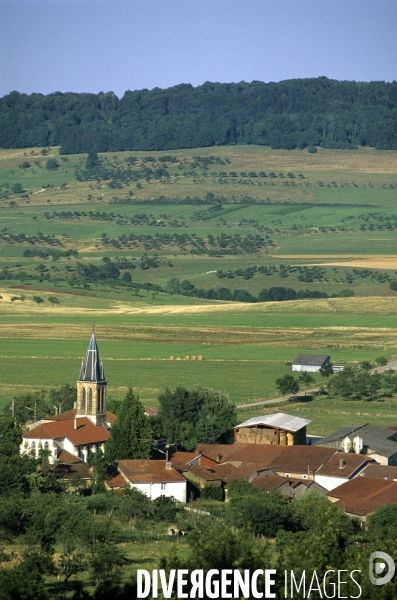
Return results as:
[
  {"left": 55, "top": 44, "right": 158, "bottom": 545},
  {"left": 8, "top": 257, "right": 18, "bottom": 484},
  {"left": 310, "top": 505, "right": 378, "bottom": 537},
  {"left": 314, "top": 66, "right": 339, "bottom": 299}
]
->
[{"left": 77, "top": 334, "right": 107, "bottom": 426}]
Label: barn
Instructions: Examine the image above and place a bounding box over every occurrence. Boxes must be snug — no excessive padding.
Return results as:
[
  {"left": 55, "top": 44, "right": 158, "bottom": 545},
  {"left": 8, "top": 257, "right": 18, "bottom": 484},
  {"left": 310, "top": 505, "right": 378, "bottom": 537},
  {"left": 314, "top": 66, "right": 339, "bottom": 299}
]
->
[
  {"left": 234, "top": 412, "right": 310, "bottom": 446},
  {"left": 291, "top": 354, "right": 330, "bottom": 373}
]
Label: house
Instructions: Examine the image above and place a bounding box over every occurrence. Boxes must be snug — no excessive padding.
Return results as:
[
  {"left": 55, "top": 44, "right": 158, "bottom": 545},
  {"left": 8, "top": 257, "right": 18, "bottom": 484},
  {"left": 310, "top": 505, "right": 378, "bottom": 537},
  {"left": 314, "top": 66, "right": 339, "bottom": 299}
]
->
[
  {"left": 144, "top": 406, "right": 159, "bottom": 417},
  {"left": 251, "top": 473, "right": 292, "bottom": 495},
  {"left": 314, "top": 424, "right": 397, "bottom": 465},
  {"left": 252, "top": 475, "right": 326, "bottom": 498},
  {"left": 180, "top": 461, "right": 266, "bottom": 492},
  {"left": 327, "top": 476, "right": 397, "bottom": 523},
  {"left": 266, "top": 445, "right": 336, "bottom": 481},
  {"left": 169, "top": 451, "right": 217, "bottom": 469},
  {"left": 195, "top": 443, "right": 341, "bottom": 479},
  {"left": 359, "top": 463, "right": 397, "bottom": 480},
  {"left": 117, "top": 460, "right": 187, "bottom": 503},
  {"left": 20, "top": 334, "right": 115, "bottom": 464},
  {"left": 52, "top": 462, "right": 92, "bottom": 486},
  {"left": 195, "top": 442, "right": 287, "bottom": 470},
  {"left": 314, "top": 452, "right": 372, "bottom": 491},
  {"left": 233, "top": 413, "right": 310, "bottom": 446},
  {"left": 291, "top": 354, "right": 330, "bottom": 372}
]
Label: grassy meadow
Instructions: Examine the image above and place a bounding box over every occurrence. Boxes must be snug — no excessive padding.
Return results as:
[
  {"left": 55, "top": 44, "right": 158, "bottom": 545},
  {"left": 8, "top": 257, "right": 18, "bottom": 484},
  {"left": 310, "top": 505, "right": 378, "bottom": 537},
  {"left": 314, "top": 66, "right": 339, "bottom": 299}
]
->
[{"left": 1, "top": 144, "right": 397, "bottom": 436}]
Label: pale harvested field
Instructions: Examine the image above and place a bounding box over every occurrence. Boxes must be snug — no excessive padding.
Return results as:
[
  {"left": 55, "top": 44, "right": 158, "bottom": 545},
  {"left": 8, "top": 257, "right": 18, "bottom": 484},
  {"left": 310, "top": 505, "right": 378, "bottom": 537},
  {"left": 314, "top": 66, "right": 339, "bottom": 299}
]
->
[
  {"left": 312, "top": 259, "right": 397, "bottom": 269},
  {"left": 276, "top": 256, "right": 397, "bottom": 269},
  {"left": 3, "top": 145, "right": 397, "bottom": 174},
  {"left": 2, "top": 289, "right": 397, "bottom": 318},
  {"left": 276, "top": 254, "right": 397, "bottom": 260}
]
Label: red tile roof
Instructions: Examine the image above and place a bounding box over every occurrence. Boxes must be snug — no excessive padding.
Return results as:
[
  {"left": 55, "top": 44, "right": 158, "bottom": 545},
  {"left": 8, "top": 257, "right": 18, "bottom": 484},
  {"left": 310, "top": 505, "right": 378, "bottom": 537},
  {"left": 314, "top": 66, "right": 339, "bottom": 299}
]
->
[
  {"left": 195, "top": 443, "right": 286, "bottom": 469},
  {"left": 183, "top": 465, "right": 223, "bottom": 482},
  {"left": 196, "top": 443, "right": 339, "bottom": 475},
  {"left": 334, "top": 498, "right": 382, "bottom": 517},
  {"left": 46, "top": 409, "right": 116, "bottom": 424},
  {"left": 360, "top": 464, "right": 397, "bottom": 480},
  {"left": 251, "top": 474, "right": 290, "bottom": 491},
  {"left": 315, "top": 452, "right": 371, "bottom": 478},
  {"left": 57, "top": 449, "right": 83, "bottom": 464},
  {"left": 268, "top": 446, "right": 336, "bottom": 475},
  {"left": 53, "top": 463, "right": 91, "bottom": 480},
  {"left": 105, "top": 473, "right": 126, "bottom": 489},
  {"left": 212, "top": 462, "right": 260, "bottom": 483},
  {"left": 117, "top": 460, "right": 186, "bottom": 484},
  {"left": 171, "top": 452, "right": 200, "bottom": 466},
  {"left": 46, "top": 409, "right": 77, "bottom": 422},
  {"left": 329, "top": 477, "right": 397, "bottom": 504},
  {"left": 144, "top": 406, "right": 159, "bottom": 417},
  {"left": 183, "top": 462, "right": 263, "bottom": 484},
  {"left": 23, "top": 417, "right": 109, "bottom": 446}
]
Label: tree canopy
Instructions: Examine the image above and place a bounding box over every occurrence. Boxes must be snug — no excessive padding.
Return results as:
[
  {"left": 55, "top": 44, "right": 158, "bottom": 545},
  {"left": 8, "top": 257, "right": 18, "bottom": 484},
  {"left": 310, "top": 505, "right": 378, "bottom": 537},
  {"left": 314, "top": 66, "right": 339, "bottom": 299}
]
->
[
  {"left": 105, "top": 387, "right": 152, "bottom": 461},
  {"left": 156, "top": 385, "right": 237, "bottom": 450},
  {"left": 1, "top": 78, "right": 397, "bottom": 153}
]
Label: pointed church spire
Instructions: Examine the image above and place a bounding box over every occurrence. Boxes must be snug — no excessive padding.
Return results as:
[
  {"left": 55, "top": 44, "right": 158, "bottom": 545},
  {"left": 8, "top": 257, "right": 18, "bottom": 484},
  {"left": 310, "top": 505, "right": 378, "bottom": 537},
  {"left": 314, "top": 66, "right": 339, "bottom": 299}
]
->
[{"left": 77, "top": 333, "right": 107, "bottom": 383}]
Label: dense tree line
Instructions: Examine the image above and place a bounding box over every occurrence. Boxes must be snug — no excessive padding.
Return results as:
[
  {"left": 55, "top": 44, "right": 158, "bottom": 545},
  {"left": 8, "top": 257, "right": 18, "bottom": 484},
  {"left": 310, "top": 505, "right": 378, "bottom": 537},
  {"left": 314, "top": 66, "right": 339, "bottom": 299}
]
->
[
  {"left": 1, "top": 78, "right": 397, "bottom": 152},
  {"left": 166, "top": 278, "right": 352, "bottom": 303}
]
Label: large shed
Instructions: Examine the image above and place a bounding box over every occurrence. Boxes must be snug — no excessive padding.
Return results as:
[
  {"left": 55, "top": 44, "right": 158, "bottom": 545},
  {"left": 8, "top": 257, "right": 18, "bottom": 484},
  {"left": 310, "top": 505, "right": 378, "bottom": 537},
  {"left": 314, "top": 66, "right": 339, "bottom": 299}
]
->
[
  {"left": 314, "top": 424, "right": 397, "bottom": 466},
  {"left": 234, "top": 412, "right": 310, "bottom": 446},
  {"left": 292, "top": 354, "right": 330, "bottom": 373}
]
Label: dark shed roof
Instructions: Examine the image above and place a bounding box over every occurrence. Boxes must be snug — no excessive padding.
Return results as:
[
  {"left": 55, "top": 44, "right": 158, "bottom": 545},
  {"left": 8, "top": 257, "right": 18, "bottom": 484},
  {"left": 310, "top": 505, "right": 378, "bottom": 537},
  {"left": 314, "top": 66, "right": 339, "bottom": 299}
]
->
[
  {"left": 315, "top": 424, "right": 397, "bottom": 459},
  {"left": 292, "top": 354, "right": 330, "bottom": 366}
]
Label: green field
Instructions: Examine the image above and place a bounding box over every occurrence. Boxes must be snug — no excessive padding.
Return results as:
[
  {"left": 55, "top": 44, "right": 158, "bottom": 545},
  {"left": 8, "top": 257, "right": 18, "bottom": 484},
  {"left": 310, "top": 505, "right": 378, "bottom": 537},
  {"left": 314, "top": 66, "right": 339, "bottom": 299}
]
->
[{"left": 1, "top": 145, "right": 397, "bottom": 436}]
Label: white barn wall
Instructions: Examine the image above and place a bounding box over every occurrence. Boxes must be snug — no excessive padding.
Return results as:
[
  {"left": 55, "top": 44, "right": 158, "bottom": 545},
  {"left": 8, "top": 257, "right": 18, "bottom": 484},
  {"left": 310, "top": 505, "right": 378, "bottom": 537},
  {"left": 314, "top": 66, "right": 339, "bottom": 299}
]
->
[
  {"left": 126, "top": 480, "right": 187, "bottom": 503},
  {"left": 315, "top": 475, "right": 350, "bottom": 491},
  {"left": 292, "top": 365, "right": 322, "bottom": 373}
]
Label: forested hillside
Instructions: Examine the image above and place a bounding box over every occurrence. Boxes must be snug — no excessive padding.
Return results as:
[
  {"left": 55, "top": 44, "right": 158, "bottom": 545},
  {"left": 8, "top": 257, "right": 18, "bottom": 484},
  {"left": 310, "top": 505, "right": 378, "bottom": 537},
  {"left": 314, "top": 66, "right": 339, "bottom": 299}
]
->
[{"left": 1, "top": 78, "right": 397, "bottom": 153}]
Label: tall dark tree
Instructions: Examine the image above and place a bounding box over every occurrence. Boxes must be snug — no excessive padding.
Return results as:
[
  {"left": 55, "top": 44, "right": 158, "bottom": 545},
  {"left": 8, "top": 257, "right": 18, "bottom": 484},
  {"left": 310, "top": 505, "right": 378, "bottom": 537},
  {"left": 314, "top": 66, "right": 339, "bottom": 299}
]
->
[{"left": 105, "top": 387, "right": 152, "bottom": 461}]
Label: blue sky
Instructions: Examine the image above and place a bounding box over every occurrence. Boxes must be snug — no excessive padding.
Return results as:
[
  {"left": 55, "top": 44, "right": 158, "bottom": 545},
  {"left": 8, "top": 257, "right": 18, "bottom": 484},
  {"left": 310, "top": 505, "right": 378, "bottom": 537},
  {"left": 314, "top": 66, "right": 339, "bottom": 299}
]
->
[{"left": 0, "top": 0, "right": 396, "bottom": 98}]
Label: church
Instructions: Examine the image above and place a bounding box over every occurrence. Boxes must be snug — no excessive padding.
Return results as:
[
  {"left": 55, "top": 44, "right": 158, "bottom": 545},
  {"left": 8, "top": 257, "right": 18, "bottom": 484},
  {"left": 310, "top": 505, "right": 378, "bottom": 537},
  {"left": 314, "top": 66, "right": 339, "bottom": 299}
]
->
[{"left": 20, "top": 334, "right": 116, "bottom": 464}]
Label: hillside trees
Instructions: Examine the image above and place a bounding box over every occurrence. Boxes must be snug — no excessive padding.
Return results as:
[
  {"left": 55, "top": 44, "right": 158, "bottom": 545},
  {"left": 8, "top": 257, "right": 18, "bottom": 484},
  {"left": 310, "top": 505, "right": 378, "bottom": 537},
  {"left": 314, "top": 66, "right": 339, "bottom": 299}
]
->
[{"left": 2, "top": 79, "right": 397, "bottom": 152}]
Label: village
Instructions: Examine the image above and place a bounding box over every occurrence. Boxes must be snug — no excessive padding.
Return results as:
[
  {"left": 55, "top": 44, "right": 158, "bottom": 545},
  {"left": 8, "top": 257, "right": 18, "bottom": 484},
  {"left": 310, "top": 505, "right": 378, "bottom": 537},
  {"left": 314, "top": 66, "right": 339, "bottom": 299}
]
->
[{"left": 19, "top": 334, "right": 397, "bottom": 526}]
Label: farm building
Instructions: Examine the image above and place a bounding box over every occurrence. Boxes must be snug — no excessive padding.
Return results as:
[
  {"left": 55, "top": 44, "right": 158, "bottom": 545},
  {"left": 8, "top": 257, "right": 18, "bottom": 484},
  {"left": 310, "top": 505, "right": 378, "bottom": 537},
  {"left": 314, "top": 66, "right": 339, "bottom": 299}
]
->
[
  {"left": 116, "top": 459, "right": 187, "bottom": 503},
  {"left": 314, "top": 423, "right": 397, "bottom": 466},
  {"left": 291, "top": 354, "right": 330, "bottom": 372},
  {"left": 327, "top": 476, "right": 397, "bottom": 523},
  {"left": 233, "top": 412, "right": 310, "bottom": 446}
]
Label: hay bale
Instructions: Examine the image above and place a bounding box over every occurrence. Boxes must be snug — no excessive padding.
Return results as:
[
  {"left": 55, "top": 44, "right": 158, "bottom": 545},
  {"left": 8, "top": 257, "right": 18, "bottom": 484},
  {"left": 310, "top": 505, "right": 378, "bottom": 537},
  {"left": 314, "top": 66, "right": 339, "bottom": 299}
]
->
[
  {"left": 169, "top": 356, "right": 175, "bottom": 360},
  {"left": 176, "top": 357, "right": 181, "bottom": 361},
  {"left": 197, "top": 356, "right": 203, "bottom": 361},
  {"left": 184, "top": 355, "right": 190, "bottom": 360},
  {"left": 190, "top": 356, "right": 197, "bottom": 361}
]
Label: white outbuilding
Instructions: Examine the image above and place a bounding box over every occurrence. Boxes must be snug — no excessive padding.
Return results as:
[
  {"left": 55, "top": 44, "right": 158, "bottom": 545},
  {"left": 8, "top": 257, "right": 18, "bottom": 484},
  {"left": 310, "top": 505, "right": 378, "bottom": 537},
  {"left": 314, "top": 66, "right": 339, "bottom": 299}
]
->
[
  {"left": 291, "top": 354, "right": 330, "bottom": 373},
  {"left": 117, "top": 459, "right": 187, "bottom": 503}
]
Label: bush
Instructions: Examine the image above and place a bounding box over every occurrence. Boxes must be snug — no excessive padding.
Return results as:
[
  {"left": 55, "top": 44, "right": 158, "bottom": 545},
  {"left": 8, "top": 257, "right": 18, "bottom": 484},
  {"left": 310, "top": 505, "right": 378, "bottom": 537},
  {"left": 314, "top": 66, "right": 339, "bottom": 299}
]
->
[
  {"left": 390, "top": 281, "right": 397, "bottom": 291},
  {"left": 338, "top": 289, "right": 355, "bottom": 297},
  {"left": 45, "top": 158, "right": 59, "bottom": 170},
  {"left": 307, "top": 144, "right": 317, "bottom": 153},
  {"left": 375, "top": 356, "right": 388, "bottom": 366},
  {"left": 153, "top": 495, "right": 178, "bottom": 522},
  {"left": 12, "top": 183, "right": 23, "bottom": 194},
  {"left": 201, "top": 484, "right": 224, "bottom": 501}
]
